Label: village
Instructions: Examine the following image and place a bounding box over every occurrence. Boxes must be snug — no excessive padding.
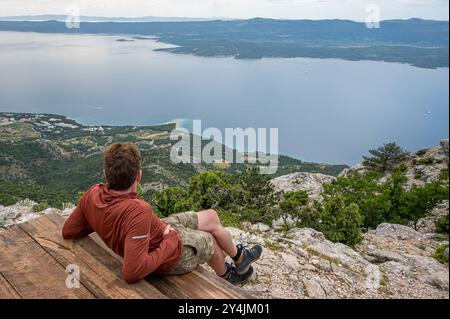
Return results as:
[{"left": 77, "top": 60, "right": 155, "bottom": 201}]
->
[{"left": 0, "top": 112, "right": 105, "bottom": 135}]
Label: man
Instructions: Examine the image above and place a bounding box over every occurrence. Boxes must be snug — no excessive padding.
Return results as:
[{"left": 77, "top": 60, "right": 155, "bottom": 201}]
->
[{"left": 62, "top": 142, "right": 262, "bottom": 284}]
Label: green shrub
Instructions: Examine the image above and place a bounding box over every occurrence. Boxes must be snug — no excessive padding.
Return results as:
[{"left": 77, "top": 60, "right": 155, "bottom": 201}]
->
[
  {"left": 218, "top": 210, "right": 242, "bottom": 228},
  {"left": 151, "top": 167, "right": 277, "bottom": 225},
  {"left": 188, "top": 170, "right": 235, "bottom": 210},
  {"left": 440, "top": 169, "right": 449, "bottom": 181},
  {"left": 151, "top": 187, "right": 193, "bottom": 217},
  {"left": 275, "top": 190, "right": 310, "bottom": 229},
  {"left": 432, "top": 244, "right": 449, "bottom": 264},
  {"left": 233, "top": 167, "right": 278, "bottom": 224},
  {"left": 435, "top": 213, "right": 449, "bottom": 234},
  {"left": 317, "top": 197, "right": 364, "bottom": 246},
  {"left": 322, "top": 164, "right": 448, "bottom": 231},
  {"left": 397, "top": 180, "right": 449, "bottom": 229},
  {"left": 76, "top": 191, "right": 85, "bottom": 203},
  {"left": 136, "top": 183, "right": 144, "bottom": 199},
  {"left": 32, "top": 202, "right": 50, "bottom": 212},
  {"left": 414, "top": 171, "right": 423, "bottom": 179},
  {"left": 0, "top": 181, "right": 73, "bottom": 209},
  {"left": 417, "top": 157, "right": 435, "bottom": 165}
]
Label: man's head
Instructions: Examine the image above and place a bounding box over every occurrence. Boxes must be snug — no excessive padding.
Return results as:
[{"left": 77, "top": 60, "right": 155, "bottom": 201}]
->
[{"left": 103, "top": 142, "right": 142, "bottom": 191}]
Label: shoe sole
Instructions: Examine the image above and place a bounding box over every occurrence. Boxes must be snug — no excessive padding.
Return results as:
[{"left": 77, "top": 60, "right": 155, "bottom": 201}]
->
[
  {"left": 236, "top": 249, "right": 263, "bottom": 275},
  {"left": 233, "top": 266, "right": 254, "bottom": 285}
]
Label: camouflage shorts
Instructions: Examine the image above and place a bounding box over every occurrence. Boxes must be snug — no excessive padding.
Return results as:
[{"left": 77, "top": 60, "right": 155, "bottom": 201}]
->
[{"left": 162, "top": 211, "right": 215, "bottom": 275}]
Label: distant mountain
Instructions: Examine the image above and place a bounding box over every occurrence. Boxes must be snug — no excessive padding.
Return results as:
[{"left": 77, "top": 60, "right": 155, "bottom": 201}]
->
[
  {"left": 0, "top": 18, "right": 447, "bottom": 68},
  {"left": 0, "top": 15, "right": 217, "bottom": 22}
]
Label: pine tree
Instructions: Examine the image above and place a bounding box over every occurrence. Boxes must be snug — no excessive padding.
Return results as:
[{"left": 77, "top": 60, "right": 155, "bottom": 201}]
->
[{"left": 363, "top": 142, "right": 406, "bottom": 172}]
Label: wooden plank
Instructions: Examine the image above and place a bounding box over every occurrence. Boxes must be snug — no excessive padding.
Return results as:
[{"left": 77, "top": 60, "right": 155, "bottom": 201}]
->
[
  {"left": 194, "top": 266, "right": 255, "bottom": 298},
  {"left": 90, "top": 225, "right": 254, "bottom": 299},
  {"left": 0, "top": 226, "right": 94, "bottom": 299},
  {"left": 147, "top": 267, "right": 255, "bottom": 299},
  {"left": 19, "top": 214, "right": 167, "bottom": 299},
  {"left": 0, "top": 272, "right": 21, "bottom": 299}
]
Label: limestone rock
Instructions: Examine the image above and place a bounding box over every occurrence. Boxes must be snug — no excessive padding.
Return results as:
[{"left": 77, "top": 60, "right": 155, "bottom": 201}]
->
[
  {"left": 440, "top": 139, "right": 449, "bottom": 154},
  {"left": 303, "top": 278, "right": 327, "bottom": 298},
  {"left": 404, "top": 256, "right": 449, "bottom": 291},
  {"left": 364, "top": 249, "right": 406, "bottom": 264},
  {"left": 415, "top": 201, "right": 449, "bottom": 234},
  {"left": 375, "top": 223, "right": 424, "bottom": 241},
  {"left": 281, "top": 252, "right": 300, "bottom": 271},
  {"left": 339, "top": 139, "right": 449, "bottom": 190},
  {"left": 272, "top": 216, "right": 295, "bottom": 229},
  {"left": 0, "top": 204, "right": 37, "bottom": 227},
  {"left": 250, "top": 223, "right": 271, "bottom": 233},
  {"left": 338, "top": 163, "right": 366, "bottom": 177},
  {"left": 270, "top": 172, "right": 335, "bottom": 198}
]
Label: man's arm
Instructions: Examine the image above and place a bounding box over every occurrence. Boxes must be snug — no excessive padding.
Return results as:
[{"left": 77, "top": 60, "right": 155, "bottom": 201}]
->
[
  {"left": 122, "top": 211, "right": 179, "bottom": 284},
  {"left": 62, "top": 202, "right": 93, "bottom": 240}
]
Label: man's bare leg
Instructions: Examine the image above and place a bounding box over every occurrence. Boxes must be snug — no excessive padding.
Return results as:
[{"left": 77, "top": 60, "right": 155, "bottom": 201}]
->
[
  {"left": 198, "top": 209, "right": 260, "bottom": 283},
  {"left": 197, "top": 209, "right": 238, "bottom": 258},
  {"left": 208, "top": 236, "right": 228, "bottom": 276}
]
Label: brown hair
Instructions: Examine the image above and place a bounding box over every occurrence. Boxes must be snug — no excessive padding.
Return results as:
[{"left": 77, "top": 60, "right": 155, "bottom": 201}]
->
[{"left": 103, "top": 142, "right": 141, "bottom": 191}]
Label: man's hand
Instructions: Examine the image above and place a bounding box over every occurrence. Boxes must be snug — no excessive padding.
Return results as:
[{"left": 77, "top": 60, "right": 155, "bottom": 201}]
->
[{"left": 163, "top": 224, "right": 174, "bottom": 237}]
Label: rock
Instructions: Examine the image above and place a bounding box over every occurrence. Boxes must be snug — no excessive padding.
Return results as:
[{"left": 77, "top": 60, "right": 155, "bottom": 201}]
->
[
  {"left": 281, "top": 253, "right": 300, "bottom": 271},
  {"left": 310, "top": 256, "right": 332, "bottom": 272},
  {"left": 287, "top": 228, "right": 381, "bottom": 289},
  {"left": 380, "top": 261, "right": 408, "bottom": 275},
  {"left": 415, "top": 201, "right": 449, "bottom": 234},
  {"left": 303, "top": 278, "right": 327, "bottom": 298},
  {"left": 445, "top": 248, "right": 449, "bottom": 260},
  {"left": 0, "top": 205, "right": 24, "bottom": 221},
  {"left": 375, "top": 223, "right": 424, "bottom": 241},
  {"left": 61, "top": 207, "right": 75, "bottom": 217},
  {"left": 440, "top": 139, "right": 449, "bottom": 154},
  {"left": 288, "top": 227, "right": 326, "bottom": 242},
  {"left": 250, "top": 222, "right": 271, "bottom": 233},
  {"left": 269, "top": 288, "right": 287, "bottom": 299},
  {"left": 300, "top": 263, "right": 317, "bottom": 272},
  {"left": 364, "top": 249, "right": 406, "bottom": 264},
  {"left": 0, "top": 204, "right": 36, "bottom": 227},
  {"left": 404, "top": 256, "right": 449, "bottom": 291},
  {"left": 364, "top": 264, "right": 382, "bottom": 289},
  {"left": 41, "top": 207, "right": 61, "bottom": 215},
  {"left": 406, "top": 140, "right": 449, "bottom": 187},
  {"left": 270, "top": 172, "right": 335, "bottom": 199},
  {"left": 293, "top": 247, "right": 309, "bottom": 259},
  {"left": 338, "top": 163, "right": 366, "bottom": 177},
  {"left": 225, "top": 227, "right": 248, "bottom": 242},
  {"left": 339, "top": 140, "right": 448, "bottom": 190},
  {"left": 272, "top": 216, "right": 295, "bottom": 229}
]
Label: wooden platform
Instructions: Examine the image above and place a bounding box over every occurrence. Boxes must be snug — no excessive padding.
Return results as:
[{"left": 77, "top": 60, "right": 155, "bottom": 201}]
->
[{"left": 0, "top": 213, "right": 253, "bottom": 299}]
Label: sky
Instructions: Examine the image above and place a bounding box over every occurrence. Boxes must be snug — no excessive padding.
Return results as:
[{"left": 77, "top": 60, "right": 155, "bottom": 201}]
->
[{"left": 0, "top": 0, "right": 448, "bottom": 21}]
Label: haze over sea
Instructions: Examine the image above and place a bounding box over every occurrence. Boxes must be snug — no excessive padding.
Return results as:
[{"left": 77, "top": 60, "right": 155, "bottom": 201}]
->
[{"left": 0, "top": 32, "right": 448, "bottom": 165}]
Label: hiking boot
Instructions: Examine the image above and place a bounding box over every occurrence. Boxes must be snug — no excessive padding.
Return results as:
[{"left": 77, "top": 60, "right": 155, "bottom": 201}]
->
[
  {"left": 234, "top": 243, "right": 263, "bottom": 274},
  {"left": 222, "top": 262, "right": 253, "bottom": 285}
]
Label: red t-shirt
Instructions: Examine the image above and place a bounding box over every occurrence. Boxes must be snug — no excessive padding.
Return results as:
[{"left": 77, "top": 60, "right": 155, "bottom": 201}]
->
[{"left": 62, "top": 184, "right": 183, "bottom": 283}]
